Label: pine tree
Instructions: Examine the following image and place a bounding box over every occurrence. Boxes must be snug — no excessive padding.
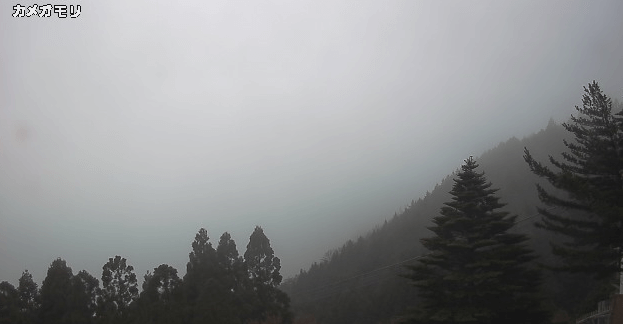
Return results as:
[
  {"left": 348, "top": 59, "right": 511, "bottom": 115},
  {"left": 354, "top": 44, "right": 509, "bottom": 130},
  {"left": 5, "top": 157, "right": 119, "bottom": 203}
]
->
[
  {"left": 183, "top": 228, "right": 225, "bottom": 323},
  {"left": 216, "top": 232, "right": 245, "bottom": 292},
  {"left": 216, "top": 232, "right": 247, "bottom": 320},
  {"left": 403, "top": 157, "right": 549, "bottom": 324},
  {"left": 245, "top": 227, "right": 282, "bottom": 289},
  {"left": 39, "top": 258, "right": 74, "bottom": 324},
  {"left": 524, "top": 81, "right": 623, "bottom": 278},
  {"left": 244, "top": 226, "right": 291, "bottom": 324},
  {"left": 18, "top": 270, "right": 39, "bottom": 323}
]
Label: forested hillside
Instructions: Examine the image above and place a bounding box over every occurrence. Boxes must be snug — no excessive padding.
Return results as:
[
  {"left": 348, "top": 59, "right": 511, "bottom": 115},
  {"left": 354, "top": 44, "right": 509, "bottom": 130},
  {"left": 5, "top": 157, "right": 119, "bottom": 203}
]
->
[{"left": 281, "top": 120, "right": 603, "bottom": 324}]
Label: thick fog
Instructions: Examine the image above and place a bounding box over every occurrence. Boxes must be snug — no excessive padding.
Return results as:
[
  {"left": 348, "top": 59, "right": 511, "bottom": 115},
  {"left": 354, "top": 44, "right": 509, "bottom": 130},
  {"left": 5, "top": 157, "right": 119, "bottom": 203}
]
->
[{"left": 2, "top": 0, "right": 623, "bottom": 284}]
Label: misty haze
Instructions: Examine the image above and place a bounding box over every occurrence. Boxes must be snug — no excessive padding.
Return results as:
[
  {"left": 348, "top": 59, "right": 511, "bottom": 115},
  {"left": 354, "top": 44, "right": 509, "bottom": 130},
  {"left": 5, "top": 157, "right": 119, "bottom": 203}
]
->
[{"left": 2, "top": 1, "right": 623, "bottom": 323}]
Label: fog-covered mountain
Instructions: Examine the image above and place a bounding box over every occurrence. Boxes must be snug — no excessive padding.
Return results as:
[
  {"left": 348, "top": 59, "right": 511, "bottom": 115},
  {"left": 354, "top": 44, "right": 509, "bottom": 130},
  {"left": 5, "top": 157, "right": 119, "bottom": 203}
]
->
[{"left": 282, "top": 120, "right": 598, "bottom": 324}]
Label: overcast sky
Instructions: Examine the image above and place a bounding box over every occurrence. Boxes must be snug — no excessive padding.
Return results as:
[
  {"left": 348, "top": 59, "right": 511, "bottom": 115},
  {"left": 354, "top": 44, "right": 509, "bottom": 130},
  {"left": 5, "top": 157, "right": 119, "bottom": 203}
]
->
[{"left": 1, "top": 0, "right": 623, "bottom": 285}]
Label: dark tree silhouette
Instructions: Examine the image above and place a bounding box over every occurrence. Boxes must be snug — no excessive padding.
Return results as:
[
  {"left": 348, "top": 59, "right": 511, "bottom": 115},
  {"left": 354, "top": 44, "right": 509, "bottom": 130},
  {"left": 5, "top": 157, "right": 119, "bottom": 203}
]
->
[
  {"left": 99, "top": 256, "right": 138, "bottom": 323},
  {"left": 217, "top": 232, "right": 245, "bottom": 291},
  {"left": 70, "top": 270, "right": 99, "bottom": 322},
  {"left": 524, "top": 81, "right": 623, "bottom": 279},
  {"left": 244, "top": 226, "right": 292, "bottom": 324},
  {"left": 135, "top": 264, "right": 182, "bottom": 324},
  {"left": 183, "top": 228, "right": 227, "bottom": 323},
  {"left": 216, "top": 232, "right": 248, "bottom": 322},
  {"left": 17, "top": 270, "right": 39, "bottom": 323},
  {"left": 403, "top": 157, "right": 550, "bottom": 324},
  {"left": 0, "top": 281, "right": 20, "bottom": 324},
  {"left": 39, "top": 258, "right": 74, "bottom": 324}
]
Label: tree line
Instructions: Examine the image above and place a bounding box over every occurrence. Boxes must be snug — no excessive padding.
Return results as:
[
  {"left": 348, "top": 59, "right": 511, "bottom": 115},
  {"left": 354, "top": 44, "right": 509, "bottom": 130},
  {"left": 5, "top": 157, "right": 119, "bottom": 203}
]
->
[{"left": 0, "top": 226, "right": 291, "bottom": 324}]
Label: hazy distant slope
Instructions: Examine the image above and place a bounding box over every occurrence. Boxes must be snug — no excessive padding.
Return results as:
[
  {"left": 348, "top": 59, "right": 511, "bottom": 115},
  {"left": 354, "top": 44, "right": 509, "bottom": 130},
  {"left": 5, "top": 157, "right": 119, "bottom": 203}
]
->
[{"left": 281, "top": 120, "right": 571, "bottom": 324}]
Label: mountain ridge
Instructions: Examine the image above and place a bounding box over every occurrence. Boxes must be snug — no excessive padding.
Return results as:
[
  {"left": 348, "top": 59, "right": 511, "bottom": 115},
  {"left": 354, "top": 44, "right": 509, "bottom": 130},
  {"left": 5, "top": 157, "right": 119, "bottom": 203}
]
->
[{"left": 282, "top": 120, "right": 588, "bottom": 324}]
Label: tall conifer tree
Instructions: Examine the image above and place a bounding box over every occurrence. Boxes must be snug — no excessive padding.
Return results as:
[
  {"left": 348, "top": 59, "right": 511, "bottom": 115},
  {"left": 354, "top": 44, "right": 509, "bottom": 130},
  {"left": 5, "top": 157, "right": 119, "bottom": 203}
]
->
[
  {"left": 18, "top": 270, "right": 39, "bottom": 323},
  {"left": 183, "top": 228, "right": 231, "bottom": 323},
  {"left": 39, "top": 258, "right": 74, "bottom": 324},
  {"left": 244, "top": 226, "right": 291, "bottom": 324},
  {"left": 404, "top": 157, "right": 549, "bottom": 324},
  {"left": 524, "top": 81, "right": 623, "bottom": 278}
]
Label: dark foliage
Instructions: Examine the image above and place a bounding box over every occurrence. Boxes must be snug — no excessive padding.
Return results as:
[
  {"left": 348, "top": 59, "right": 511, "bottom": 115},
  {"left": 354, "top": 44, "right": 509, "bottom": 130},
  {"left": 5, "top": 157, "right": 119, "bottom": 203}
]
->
[
  {"left": 402, "top": 157, "right": 550, "bottom": 324},
  {"left": 0, "top": 281, "right": 20, "bottom": 324},
  {"left": 133, "top": 264, "right": 183, "bottom": 323},
  {"left": 524, "top": 81, "right": 623, "bottom": 280},
  {"left": 1, "top": 226, "right": 290, "bottom": 324},
  {"left": 98, "top": 255, "right": 138, "bottom": 323},
  {"left": 70, "top": 270, "right": 99, "bottom": 323},
  {"left": 39, "top": 258, "right": 75, "bottom": 324},
  {"left": 18, "top": 270, "right": 39, "bottom": 324},
  {"left": 244, "top": 226, "right": 292, "bottom": 324}
]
